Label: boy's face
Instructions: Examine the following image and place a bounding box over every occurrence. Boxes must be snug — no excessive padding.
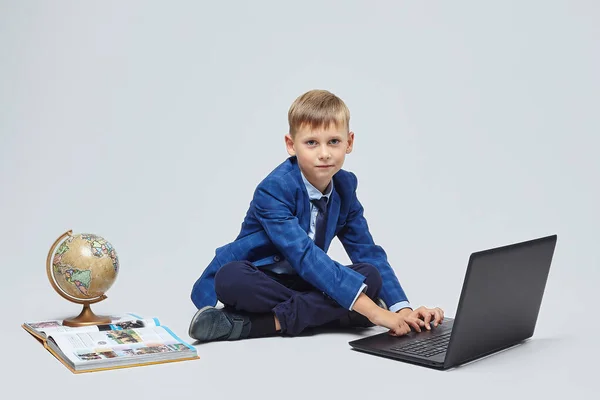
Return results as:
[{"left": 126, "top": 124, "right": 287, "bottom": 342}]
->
[{"left": 285, "top": 124, "right": 354, "bottom": 193}]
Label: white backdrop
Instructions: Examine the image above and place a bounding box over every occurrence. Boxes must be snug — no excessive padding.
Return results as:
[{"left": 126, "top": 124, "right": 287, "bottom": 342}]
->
[{"left": 1, "top": 0, "right": 598, "bottom": 397}]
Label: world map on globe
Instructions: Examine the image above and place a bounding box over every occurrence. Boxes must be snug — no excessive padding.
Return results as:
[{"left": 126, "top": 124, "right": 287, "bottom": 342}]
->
[{"left": 51, "top": 233, "right": 119, "bottom": 300}]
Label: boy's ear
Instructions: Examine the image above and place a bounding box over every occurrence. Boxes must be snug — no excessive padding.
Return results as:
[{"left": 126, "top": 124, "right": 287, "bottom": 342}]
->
[
  {"left": 285, "top": 134, "right": 296, "bottom": 156},
  {"left": 346, "top": 131, "right": 355, "bottom": 154}
]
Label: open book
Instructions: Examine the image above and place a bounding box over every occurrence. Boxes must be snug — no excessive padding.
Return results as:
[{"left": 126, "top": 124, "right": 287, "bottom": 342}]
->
[{"left": 22, "top": 313, "right": 199, "bottom": 373}]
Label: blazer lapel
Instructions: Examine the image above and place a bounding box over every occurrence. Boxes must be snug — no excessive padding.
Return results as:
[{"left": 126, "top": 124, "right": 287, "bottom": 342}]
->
[
  {"left": 324, "top": 187, "right": 340, "bottom": 251},
  {"left": 290, "top": 157, "right": 311, "bottom": 233}
]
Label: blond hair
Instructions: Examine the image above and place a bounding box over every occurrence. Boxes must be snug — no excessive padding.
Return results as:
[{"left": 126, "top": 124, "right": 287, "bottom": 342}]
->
[{"left": 288, "top": 89, "right": 350, "bottom": 137}]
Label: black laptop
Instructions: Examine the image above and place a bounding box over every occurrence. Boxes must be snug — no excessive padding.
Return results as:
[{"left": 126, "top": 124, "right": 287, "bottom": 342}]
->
[{"left": 349, "top": 235, "right": 557, "bottom": 370}]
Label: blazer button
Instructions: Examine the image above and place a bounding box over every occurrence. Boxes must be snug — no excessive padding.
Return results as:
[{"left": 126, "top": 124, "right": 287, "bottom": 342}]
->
[{"left": 273, "top": 256, "right": 280, "bottom": 262}]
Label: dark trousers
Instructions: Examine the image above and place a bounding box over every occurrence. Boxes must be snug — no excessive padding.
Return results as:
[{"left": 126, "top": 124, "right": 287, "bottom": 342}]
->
[{"left": 213, "top": 261, "right": 382, "bottom": 336}]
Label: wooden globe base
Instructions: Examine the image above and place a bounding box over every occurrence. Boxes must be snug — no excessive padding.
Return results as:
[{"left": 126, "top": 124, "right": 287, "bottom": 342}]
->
[{"left": 63, "top": 303, "right": 110, "bottom": 327}]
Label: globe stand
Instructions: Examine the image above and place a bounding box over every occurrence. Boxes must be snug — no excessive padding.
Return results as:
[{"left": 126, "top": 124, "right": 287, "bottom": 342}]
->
[
  {"left": 63, "top": 303, "right": 110, "bottom": 327},
  {"left": 47, "top": 230, "right": 113, "bottom": 327}
]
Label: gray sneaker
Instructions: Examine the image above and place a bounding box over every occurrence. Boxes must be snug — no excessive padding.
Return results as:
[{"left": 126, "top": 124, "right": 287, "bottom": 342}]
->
[{"left": 188, "top": 306, "right": 251, "bottom": 342}]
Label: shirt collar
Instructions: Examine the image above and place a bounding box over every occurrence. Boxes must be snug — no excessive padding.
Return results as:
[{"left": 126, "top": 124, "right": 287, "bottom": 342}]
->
[{"left": 300, "top": 171, "right": 333, "bottom": 201}]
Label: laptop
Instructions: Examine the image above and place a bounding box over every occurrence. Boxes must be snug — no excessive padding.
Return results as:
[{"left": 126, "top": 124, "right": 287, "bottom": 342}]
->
[{"left": 349, "top": 235, "right": 557, "bottom": 370}]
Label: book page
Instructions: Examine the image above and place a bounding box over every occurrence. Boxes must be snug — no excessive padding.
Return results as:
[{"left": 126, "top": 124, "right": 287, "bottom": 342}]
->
[
  {"left": 25, "top": 314, "right": 159, "bottom": 336},
  {"left": 48, "top": 326, "right": 195, "bottom": 366}
]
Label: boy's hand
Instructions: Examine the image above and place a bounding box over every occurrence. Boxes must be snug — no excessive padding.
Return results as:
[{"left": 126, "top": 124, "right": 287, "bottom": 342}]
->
[
  {"left": 370, "top": 309, "right": 412, "bottom": 336},
  {"left": 352, "top": 294, "right": 443, "bottom": 336},
  {"left": 397, "top": 306, "right": 445, "bottom": 332}
]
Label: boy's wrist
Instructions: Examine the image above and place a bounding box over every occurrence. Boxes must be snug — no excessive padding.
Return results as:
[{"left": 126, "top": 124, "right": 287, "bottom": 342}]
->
[
  {"left": 369, "top": 307, "right": 392, "bottom": 325},
  {"left": 396, "top": 307, "right": 413, "bottom": 317},
  {"left": 353, "top": 293, "right": 384, "bottom": 322}
]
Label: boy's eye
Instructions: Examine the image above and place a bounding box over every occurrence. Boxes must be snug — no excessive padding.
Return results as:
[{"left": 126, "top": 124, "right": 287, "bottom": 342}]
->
[
  {"left": 329, "top": 139, "right": 341, "bottom": 145},
  {"left": 306, "top": 140, "right": 317, "bottom": 146}
]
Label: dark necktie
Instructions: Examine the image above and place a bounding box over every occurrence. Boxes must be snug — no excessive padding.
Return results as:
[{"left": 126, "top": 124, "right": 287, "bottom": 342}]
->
[{"left": 311, "top": 196, "right": 328, "bottom": 250}]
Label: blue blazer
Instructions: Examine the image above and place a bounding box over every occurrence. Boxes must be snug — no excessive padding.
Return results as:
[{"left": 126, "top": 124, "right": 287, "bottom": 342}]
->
[{"left": 190, "top": 156, "right": 408, "bottom": 311}]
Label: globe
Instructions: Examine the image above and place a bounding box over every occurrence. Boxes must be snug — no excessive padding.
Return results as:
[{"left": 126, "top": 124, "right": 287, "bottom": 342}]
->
[{"left": 47, "top": 230, "right": 120, "bottom": 326}]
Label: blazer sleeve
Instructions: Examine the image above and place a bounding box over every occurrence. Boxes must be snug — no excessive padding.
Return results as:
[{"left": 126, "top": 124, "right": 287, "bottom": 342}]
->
[
  {"left": 336, "top": 173, "right": 409, "bottom": 307},
  {"left": 253, "top": 177, "right": 366, "bottom": 310}
]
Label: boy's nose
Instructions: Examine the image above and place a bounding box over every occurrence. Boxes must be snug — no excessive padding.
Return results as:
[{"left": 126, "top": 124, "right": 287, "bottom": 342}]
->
[{"left": 319, "top": 147, "right": 331, "bottom": 159}]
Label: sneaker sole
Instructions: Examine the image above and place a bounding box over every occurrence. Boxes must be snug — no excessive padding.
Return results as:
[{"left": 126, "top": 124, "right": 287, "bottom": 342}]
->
[{"left": 188, "top": 305, "right": 215, "bottom": 339}]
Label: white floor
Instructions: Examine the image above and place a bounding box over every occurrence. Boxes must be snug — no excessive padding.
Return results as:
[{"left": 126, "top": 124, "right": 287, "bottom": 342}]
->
[{"left": 10, "top": 310, "right": 594, "bottom": 399}]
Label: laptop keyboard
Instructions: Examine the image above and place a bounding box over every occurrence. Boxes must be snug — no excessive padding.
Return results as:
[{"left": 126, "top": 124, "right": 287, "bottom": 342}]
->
[{"left": 389, "top": 332, "right": 451, "bottom": 358}]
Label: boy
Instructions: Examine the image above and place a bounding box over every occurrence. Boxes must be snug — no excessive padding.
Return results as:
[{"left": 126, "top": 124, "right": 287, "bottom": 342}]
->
[{"left": 189, "top": 89, "right": 444, "bottom": 342}]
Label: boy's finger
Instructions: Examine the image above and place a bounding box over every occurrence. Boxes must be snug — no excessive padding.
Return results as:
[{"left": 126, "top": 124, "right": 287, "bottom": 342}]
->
[
  {"left": 437, "top": 308, "right": 444, "bottom": 324},
  {"left": 415, "top": 318, "right": 425, "bottom": 329},
  {"left": 424, "top": 313, "right": 432, "bottom": 330},
  {"left": 408, "top": 319, "right": 421, "bottom": 332},
  {"left": 398, "top": 322, "right": 407, "bottom": 336}
]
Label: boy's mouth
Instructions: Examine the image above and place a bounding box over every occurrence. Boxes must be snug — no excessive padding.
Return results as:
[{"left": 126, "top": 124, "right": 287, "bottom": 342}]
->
[{"left": 316, "top": 165, "right": 334, "bottom": 169}]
